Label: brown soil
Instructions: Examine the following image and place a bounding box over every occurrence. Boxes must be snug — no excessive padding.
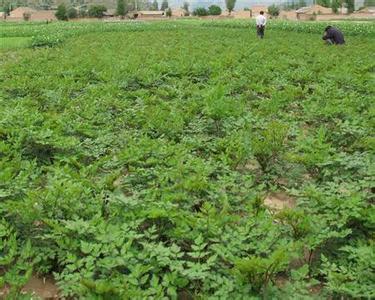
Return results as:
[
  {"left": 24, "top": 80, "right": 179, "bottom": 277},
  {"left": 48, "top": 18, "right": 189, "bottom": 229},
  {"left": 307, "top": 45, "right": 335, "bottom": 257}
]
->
[
  {"left": 0, "top": 276, "right": 59, "bottom": 299},
  {"left": 264, "top": 192, "right": 296, "bottom": 211}
]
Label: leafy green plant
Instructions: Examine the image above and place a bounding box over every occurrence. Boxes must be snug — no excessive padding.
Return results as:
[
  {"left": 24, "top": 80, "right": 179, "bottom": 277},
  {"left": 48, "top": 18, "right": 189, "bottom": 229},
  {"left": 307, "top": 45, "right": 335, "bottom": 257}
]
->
[
  {"left": 268, "top": 4, "right": 280, "bottom": 17},
  {"left": 208, "top": 5, "right": 222, "bottom": 16},
  {"left": 55, "top": 4, "right": 68, "bottom": 21},
  {"left": 252, "top": 121, "right": 288, "bottom": 172},
  {"left": 233, "top": 246, "right": 291, "bottom": 293},
  {"left": 193, "top": 7, "right": 208, "bottom": 17},
  {"left": 0, "top": 19, "right": 373, "bottom": 299},
  {"left": 67, "top": 7, "right": 78, "bottom": 19},
  {"left": 88, "top": 5, "right": 107, "bottom": 18}
]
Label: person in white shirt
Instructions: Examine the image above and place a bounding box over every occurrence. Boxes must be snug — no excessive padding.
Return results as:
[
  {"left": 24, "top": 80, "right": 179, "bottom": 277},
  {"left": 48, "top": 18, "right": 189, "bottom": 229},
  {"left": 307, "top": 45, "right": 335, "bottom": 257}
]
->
[{"left": 255, "top": 11, "right": 267, "bottom": 39}]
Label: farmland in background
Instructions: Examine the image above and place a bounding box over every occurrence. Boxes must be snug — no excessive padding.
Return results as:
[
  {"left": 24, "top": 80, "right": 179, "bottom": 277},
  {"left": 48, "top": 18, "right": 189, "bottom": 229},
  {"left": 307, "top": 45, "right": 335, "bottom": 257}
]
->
[{"left": 0, "top": 20, "right": 374, "bottom": 299}]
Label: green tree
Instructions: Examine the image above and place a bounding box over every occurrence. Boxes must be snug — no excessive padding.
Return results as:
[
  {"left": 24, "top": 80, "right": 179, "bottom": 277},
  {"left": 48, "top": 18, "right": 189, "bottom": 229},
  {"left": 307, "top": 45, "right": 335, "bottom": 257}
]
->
[
  {"left": 225, "top": 0, "right": 236, "bottom": 14},
  {"left": 364, "top": 0, "right": 375, "bottom": 6},
  {"left": 268, "top": 4, "right": 280, "bottom": 16},
  {"left": 160, "top": 0, "right": 168, "bottom": 10},
  {"left": 331, "top": 0, "right": 340, "bottom": 13},
  {"left": 181, "top": 1, "right": 189, "bottom": 15},
  {"left": 317, "top": 0, "right": 330, "bottom": 7},
  {"left": 55, "top": 3, "right": 68, "bottom": 20},
  {"left": 208, "top": 4, "right": 222, "bottom": 15},
  {"left": 88, "top": 5, "right": 107, "bottom": 18},
  {"left": 192, "top": 7, "right": 208, "bottom": 16},
  {"left": 345, "top": 0, "right": 354, "bottom": 12},
  {"left": 165, "top": 7, "right": 171, "bottom": 16},
  {"left": 299, "top": 0, "right": 307, "bottom": 8},
  {"left": 67, "top": 7, "right": 78, "bottom": 19},
  {"left": 150, "top": 0, "right": 158, "bottom": 10},
  {"left": 117, "top": 0, "right": 127, "bottom": 18}
]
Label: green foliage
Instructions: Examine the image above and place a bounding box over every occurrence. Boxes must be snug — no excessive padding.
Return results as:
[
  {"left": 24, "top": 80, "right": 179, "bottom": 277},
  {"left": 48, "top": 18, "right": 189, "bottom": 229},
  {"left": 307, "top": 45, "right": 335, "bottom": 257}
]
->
[
  {"left": 88, "top": 5, "right": 107, "bottom": 18},
  {"left": 0, "top": 20, "right": 374, "bottom": 299},
  {"left": 181, "top": 1, "right": 189, "bottom": 15},
  {"left": 268, "top": 4, "right": 280, "bottom": 16},
  {"left": 67, "top": 7, "right": 78, "bottom": 19},
  {"left": 234, "top": 246, "right": 292, "bottom": 292},
  {"left": 193, "top": 7, "right": 208, "bottom": 16},
  {"left": 116, "top": 0, "right": 127, "bottom": 17},
  {"left": 317, "top": 0, "right": 330, "bottom": 7},
  {"left": 160, "top": 0, "right": 168, "bottom": 10},
  {"left": 150, "top": 0, "right": 158, "bottom": 11},
  {"left": 31, "top": 35, "right": 62, "bottom": 48},
  {"left": 252, "top": 121, "right": 288, "bottom": 172},
  {"left": 345, "top": 0, "right": 355, "bottom": 13},
  {"left": 0, "top": 220, "right": 34, "bottom": 298},
  {"left": 201, "top": 19, "right": 375, "bottom": 36},
  {"left": 331, "top": 0, "right": 341, "bottom": 13},
  {"left": 321, "top": 241, "right": 375, "bottom": 298},
  {"left": 208, "top": 5, "right": 222, "bottom": 15},
  {"left": 165, "top": 7, "right": 172, "bottom": 17},
  {"left": 55, "top": 3, "right": 68, "bottom": 21},
  {"left": 225, "top": 0, "right": 236, "bottom": 14}
]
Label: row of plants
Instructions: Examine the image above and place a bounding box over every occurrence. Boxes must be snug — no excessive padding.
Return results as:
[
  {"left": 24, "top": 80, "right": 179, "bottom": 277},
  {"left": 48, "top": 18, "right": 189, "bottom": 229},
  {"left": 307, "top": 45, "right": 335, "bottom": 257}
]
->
[
  {"left": 201, "top": 19, "right": 375, "bottom": 36},
  {"left": 1, "top": 19, "right": 374, "bottom": 49}
]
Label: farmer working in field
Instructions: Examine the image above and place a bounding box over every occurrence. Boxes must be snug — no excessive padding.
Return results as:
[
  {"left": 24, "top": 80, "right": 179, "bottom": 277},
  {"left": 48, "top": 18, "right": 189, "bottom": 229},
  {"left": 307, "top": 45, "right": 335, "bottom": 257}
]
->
[
  {"left": 256, "top": 11, "right": 267, "bottom": 39},
  {"left": 322, "top": 26, "right": 345, "bottom": 45}
]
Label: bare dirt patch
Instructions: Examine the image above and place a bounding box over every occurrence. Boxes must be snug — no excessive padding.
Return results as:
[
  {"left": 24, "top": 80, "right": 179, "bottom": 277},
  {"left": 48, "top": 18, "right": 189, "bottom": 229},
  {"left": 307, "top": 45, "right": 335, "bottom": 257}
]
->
[
  {"left": 264, "top": 192, "right": 296, "bottom": 211},
  {"left": 0, "top": 275, "right": 59, "bottom": 299}
]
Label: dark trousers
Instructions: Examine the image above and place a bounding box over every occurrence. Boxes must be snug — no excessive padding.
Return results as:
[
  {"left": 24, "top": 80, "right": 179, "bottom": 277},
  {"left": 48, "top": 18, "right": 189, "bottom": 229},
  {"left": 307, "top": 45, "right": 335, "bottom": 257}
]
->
[{"left": 257, "top": 25, "right": 265, "bottom": 38}]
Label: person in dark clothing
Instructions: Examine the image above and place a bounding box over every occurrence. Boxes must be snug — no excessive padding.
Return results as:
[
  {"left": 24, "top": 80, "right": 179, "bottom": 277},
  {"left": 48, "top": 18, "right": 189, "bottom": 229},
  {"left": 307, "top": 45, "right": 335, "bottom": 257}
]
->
[{"left": 322, "top": 26, "right": 345, "bottom": 45}]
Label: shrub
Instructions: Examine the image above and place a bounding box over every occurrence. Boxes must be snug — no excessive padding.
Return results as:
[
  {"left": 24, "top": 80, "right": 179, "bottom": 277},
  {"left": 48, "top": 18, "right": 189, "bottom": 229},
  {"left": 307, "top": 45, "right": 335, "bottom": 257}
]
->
[
  {"left": 116, "top": 0, "right": 127, "bottom": 18},
  {"left": 182, "top": 1, "right": 190, "bottom": 16},
  {"left": 55, "top": 4, "right": 68, "bottom": 21},
  {"left": 193, "top": 7, "right": 208, "bottom": 16},
  {"left": 150, "top": 0, "right": 158, "bottom": 11},
  {"left": 22, "top": 12, "right": 31, "bottom": 21},
  {"left": 165, "top": 7, "right": 172, "bottom": 17},
  {"left": 160, "top": 0, "right": 168, "bottom": 10},
  {"left": 331, "top": 0, "right": 340, "bottom": 13},
  {"left": 78, "top": 7, "right": 87, "bottom": 17},
  {"left": 268, "top": 4, "right": 280, "bottom": 17},
  {"left": 67, "top": 7, "right": 78, "bottom": 19},
  {"left": 225, "top": 0, "right": 236, "bottom": 15},
  {"left": 208, "top": 5, "right": 222, "bottom": 15},
  {"left": 31, "top": 35, "right": 62, "bottom": 48},
  {"left": 88, "top": 5, "right": 107, "bottom": 18}
]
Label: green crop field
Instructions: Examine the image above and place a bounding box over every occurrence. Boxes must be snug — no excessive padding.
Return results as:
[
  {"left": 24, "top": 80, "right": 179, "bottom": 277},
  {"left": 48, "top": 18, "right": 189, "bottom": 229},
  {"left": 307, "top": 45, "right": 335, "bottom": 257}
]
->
[{"left": 0, "top": 20, "right": 374, "bottom": 299}]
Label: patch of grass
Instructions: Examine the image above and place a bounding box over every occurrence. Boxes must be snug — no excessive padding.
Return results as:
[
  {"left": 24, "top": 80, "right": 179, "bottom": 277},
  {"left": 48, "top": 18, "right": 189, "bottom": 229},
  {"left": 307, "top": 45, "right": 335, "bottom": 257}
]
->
[{"left": 0, "top": 37, "right": 31, "bottom": 49}]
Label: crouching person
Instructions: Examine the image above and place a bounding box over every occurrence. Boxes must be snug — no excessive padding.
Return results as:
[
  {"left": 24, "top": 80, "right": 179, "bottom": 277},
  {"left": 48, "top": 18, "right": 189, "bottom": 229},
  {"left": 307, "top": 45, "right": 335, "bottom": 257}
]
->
[{"left": 323, "top": 26, "right": 345, "bottom": 45}]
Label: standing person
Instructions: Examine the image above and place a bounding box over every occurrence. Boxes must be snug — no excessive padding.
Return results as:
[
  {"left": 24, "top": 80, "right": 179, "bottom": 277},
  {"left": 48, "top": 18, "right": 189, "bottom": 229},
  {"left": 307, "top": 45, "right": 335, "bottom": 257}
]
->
[
  {"left": 322, "top": 26, "right": 345, "bottom": 45},
  {"left": 256, "top": 11, "right": 267, "bottom": 39}
]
